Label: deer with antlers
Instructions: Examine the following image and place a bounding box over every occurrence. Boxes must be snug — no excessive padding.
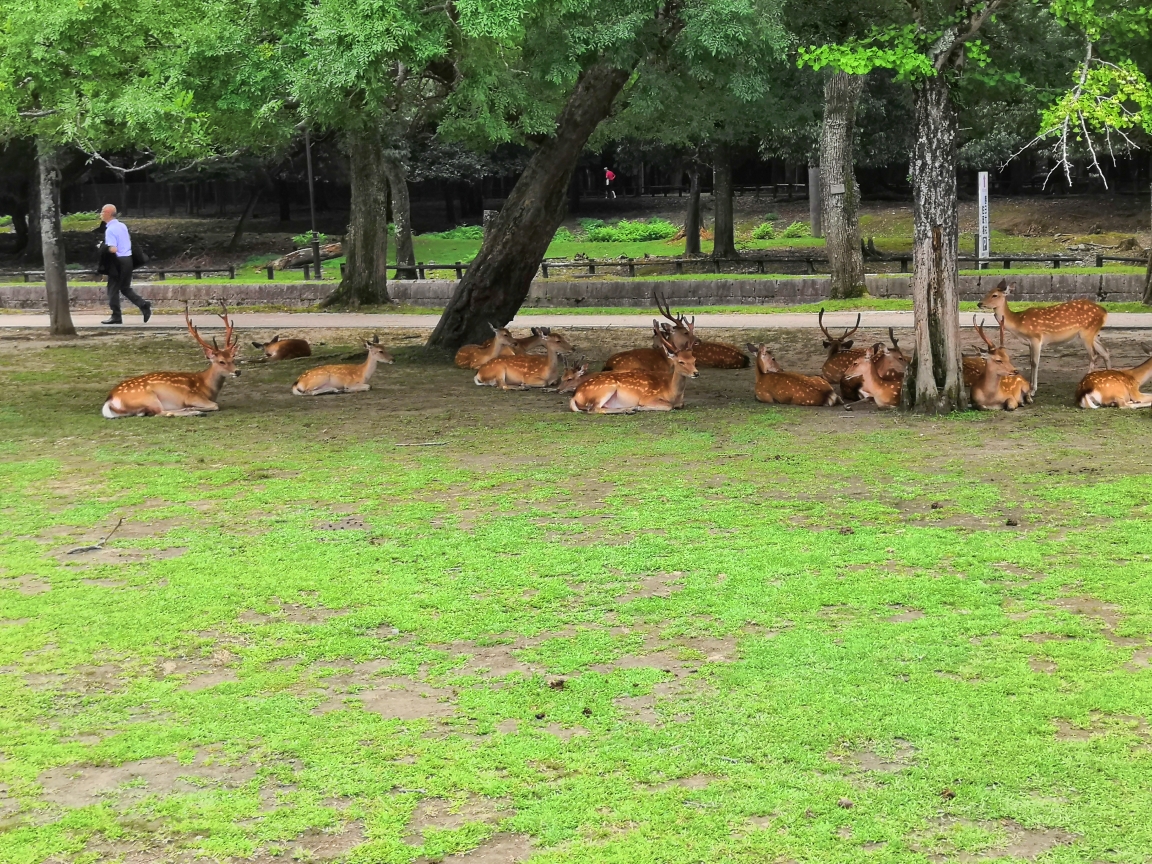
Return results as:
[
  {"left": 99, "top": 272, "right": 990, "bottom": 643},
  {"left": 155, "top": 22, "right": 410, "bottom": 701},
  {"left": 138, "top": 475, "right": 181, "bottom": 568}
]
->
[
  {"left": 102, "top": 305, "right": 241, "bottom": 418},
  {"left": 291, "top": 335, "right": 393, "bottom": 396},
  {"left": 603, "top": 297, "right": 695, "bottom": 373},
  {"left": 818, "top": 310, "right": 866, "bottom": 399},
  {"left": 655, "top": 293, "right": 748, "bottom": 368},
  {"left": 965, "top": 316, "right": 1031, "bottom": 411},
  {"left": 554, "top": 357, "right": 590, "bottom": 394},
  {"left": 1075, "top": 344, "right": 1152, "bottom": 408},
  {"left": 746, "top": 344, "right": 841, "bottom": 406},
  {"left": 571, "top": 321, "right": 698, "bottom": 413},
  {"left": 842, "top": 344, "right": 902, "bottom": 408},
  {"left": 978, "top": 279, "right": 1109, "bottom": 395},
  {"left": 454, "top": 326, "right": 545, "bottom": 369},
  {"left": 474, "top": 330, "right": 575, "bottom": 389},
  {"left": 251, "top": 334, "right": 312, "bottom": 361}
]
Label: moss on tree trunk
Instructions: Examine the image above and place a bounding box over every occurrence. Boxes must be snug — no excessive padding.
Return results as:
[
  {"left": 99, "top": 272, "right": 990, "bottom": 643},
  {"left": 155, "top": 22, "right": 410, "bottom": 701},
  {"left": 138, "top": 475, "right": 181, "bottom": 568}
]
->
[{"left": 326, "top": 128, "right": 390, "bottom": 308}]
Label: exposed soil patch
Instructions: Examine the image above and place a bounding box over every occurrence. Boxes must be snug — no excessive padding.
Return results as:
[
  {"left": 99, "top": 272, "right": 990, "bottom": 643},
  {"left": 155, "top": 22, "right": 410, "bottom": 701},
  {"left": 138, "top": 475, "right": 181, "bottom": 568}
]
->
[
  {"left": 1, "top": 574, "right": 50, "bottom": 595},
  {"left": 450, "top": 640, "right": 542, "bottom": 679},
  {"left": 616, "top": 572, "right": 686, "bottom": 602},
  {"left": 1053, "top": 712, "right": 1151, "bottom": 742},
  {"left": 53, "top": 546, "right": 187, "bottom": 567},
  {"left": 885, "top": 607, "right": 925, "bottom": 623},
  {"left": 543, "top": 722, "right": 589, "bottom": 740},
  {"left": 829, "top": 740, "right": 918, "bottom": 773},
  {"left": 434, "top": 832, "right": 534, "bottom": 863},
  {"left": 313, "top": 673, "right": 456, "bottom": 721},
  {"left": 404, "top": 795, "right": 514, "bottom": 845},
  {"left": 651, "top": 774, "right": 715, "bottom": 791},
  {"left": 315, "top": 516, "right": 368, "bottom": 531},
  {"left": 1028, "top": 658, "right": 1057, "bottom": 674},
  {"left": 911, "top": 816, "right": 1077, "bottom": 861}
]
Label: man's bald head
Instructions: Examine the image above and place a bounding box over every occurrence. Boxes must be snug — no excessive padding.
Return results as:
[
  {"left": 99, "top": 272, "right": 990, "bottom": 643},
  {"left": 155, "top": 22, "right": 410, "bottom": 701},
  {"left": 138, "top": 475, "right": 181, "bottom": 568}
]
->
[{"left": 101, "top": 204, "right": 117, "bottom": 223}]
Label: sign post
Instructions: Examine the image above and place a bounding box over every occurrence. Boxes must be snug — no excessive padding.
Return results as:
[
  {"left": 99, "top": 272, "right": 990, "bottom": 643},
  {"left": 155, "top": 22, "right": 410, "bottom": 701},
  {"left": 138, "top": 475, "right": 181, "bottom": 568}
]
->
[{"left": 977, "top": 171, "right": 990, "bottom": 268}]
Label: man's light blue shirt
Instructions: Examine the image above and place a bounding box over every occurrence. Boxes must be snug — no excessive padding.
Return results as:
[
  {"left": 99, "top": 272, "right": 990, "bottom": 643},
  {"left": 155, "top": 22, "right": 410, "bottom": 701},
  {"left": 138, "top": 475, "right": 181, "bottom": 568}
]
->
[{"left": 104, "top": 219, "right": 132, "bottom": 257}]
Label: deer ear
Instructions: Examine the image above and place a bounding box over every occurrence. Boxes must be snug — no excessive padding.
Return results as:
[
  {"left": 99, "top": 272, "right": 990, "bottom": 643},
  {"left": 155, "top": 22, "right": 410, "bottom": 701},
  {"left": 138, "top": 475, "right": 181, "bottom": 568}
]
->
[
  {"left": 251, "top": 341, "right": 262, "bottom": 349},
  {"left": 842, "top": 340, "right": 853, "bottom": 351},
  {"left": 822, "top": 340, "right": 831, "bottom": 349},
  {"left": 272, "top": 334, "right": 280, "bottom": 342}
]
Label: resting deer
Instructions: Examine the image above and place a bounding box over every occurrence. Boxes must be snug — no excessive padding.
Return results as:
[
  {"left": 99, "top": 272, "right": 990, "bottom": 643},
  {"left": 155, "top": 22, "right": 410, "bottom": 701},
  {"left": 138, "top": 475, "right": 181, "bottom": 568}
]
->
[
  {"left": 571, "top": 322, "right": 698, "bottom": 413},
  {"left": 978, "top": 279, "right": 1109, "bottom": 395},
  {"left": 474, "top": 330, "right": 574, "bottom": 389},
  {"left": 818, "top": 309, "right": 866, "bottom": 399},
  {"left": 656, "top": 293, "right": 748, "bottom": 369},
  {"left": 603, "top": 296, "right": 695, "bottom": 372},
  {"left": 102, "top": 305, "right": 241, "bottom": 418},
  {"left": 1075, "top": 344, "right": 1152, "bottom": 408},
  {"left": 746, "top": 344, "right": 841, "bottom": 406},
  {"left": 454, "top": 326, "right": 521, "bottom": 369},
  {"left": 251, "top": 334, "right": 311, "bottom": 361},
  {"left": 843, "top": 344, "right": 902, "bottom": 408},
  {"left": 292, "top": 335, "right": 393, "bottom": 395},
  {"left": 554, "top": 357, "right": 590, "bottom": 394},
  {"left": 968, "top": 316, "right": 1031, "bottom": 411}
]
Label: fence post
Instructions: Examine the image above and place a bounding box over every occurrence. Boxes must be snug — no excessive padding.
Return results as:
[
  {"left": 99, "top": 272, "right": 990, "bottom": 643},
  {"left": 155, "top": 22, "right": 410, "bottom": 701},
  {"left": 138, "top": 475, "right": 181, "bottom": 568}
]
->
[
  {"left": 417, "top": 262, "right": 426, "bottom": 279},
  {"left": 195, "top": 269, "right": 202, "bottom": 279},
  {"left": 628, "top": 259, "right": 636, "bottom": 277},
  {"left": 1053, "top": 257, "right": 1061, "bottom": 269},
  {"left": 1003, "top": 259, "right": 1010, "bottom": 270},
  {"left": 675, "top": 261, "right": 683, "bottom": 275},
  {"left": 22, "top": 272, "right": 29, "bottom": 283},
  {"left": 540, "top": 263, "right": 548, "bottom": 278},
  {"left": 713, "top": 259, "right": 721, "bottom": 274},
  {"left": 589, "top": 264, "right": 596, "bottom": 275},
  {"left": 267, "top": 266, "right": 275, "bottom": 280},
  {"left": 303, "top": 263, "right": 311, "bottom": 280},
  {"left": 158, "top": 271, "right": 166, "bottom": 281},
  {"left": 455, "top": 261, "right": 463, "bottom": 279},
  {"left": 228, "top": 266, "right": 235, "bottom": 280},
  {"left": 1095, "top": 253, "right": 1103, "bottom": 268}
]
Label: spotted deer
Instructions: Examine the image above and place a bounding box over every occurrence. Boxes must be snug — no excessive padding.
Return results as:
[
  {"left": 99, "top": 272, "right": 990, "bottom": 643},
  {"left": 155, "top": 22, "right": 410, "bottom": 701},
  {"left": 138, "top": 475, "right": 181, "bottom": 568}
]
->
[
  {"left": 1075, "top": 344, "right": 1152, "bottom": 408},
  {"left": 454, "top": 325, "right": 520, "bottom": 369},
  {"left": 571, "top": 322, "right": 698, "bottom": 413},
  {"left": 474, "top": 330, "right": 574, "bottom": 389},
  {"left": 818, "top": 310, "right": 866, "bottom": 399},
  {"left": 291, "top": 335, "right": 393, "bottom": 395},
  {"left": 251, "top": 334, "right": 312, "bottom": 361},
  {"left": 656, "top": 293, "right": 747, "bottom": 369},
  {"left": 968, "top": 316, "right": 1031, "bottom": 411},
  {"left": 603, "top": 296, "right": 695, "bottom": 372},
  {"left": 554, "top": 357, "right": 590, "bottom": 394},
  {"left": 102, "top": 305, "right": 241, "bottom": 418},
  {"left": 746, "top": 344, "right": 841, "bottom": 406},
  {"left": 978, "top": 279, "right": 1109, "bottom": 395},
  {"left": 843, "top": 343, "right": 902, "bottom": 408}
]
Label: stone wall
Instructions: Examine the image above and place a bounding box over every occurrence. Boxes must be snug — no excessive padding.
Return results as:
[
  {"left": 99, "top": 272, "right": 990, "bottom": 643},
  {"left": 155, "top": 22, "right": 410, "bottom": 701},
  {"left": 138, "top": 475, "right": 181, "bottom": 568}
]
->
[{"left": 2, "top": 272, "right": 1144, "bottom": 310}]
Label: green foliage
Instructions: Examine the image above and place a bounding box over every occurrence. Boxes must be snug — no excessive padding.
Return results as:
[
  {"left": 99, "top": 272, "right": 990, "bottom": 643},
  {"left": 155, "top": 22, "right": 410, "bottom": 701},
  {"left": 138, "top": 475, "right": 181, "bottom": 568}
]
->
[
  {"left": 553, "top": 226, "right": 577, "bottom": 242},
  {"left": 292, "top": 232, "right": 331, "bottom": 246},
  {"left": 751, "top": 222, "right": 776, "bottom": 240},
  {"left": 781, "top": 221, "right": 812, "bottom": 239},
  {"left": 581, "top": 218, "right": 679, "bottom": 242},
  {"left": 431, "top": 225, "right": 485, "bottom": 240}
]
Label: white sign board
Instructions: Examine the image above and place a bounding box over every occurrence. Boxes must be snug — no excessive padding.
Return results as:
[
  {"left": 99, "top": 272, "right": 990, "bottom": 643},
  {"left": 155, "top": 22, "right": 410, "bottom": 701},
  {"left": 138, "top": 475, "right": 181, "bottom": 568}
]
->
[{"left": 977, "top": 171, "right": 990, "bottom": 260}]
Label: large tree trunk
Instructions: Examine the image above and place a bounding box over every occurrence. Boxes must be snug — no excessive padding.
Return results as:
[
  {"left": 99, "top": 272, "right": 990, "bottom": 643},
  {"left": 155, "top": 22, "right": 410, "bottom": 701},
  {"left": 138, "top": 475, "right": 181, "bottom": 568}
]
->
[
  {"left": 324, "top": 128, "right": 390, "bottom": 307},
  {"left": 821, "top": 71, "right": 867, "bottom": 299},
  {"left": 227, "top": 187, "right": 261, "bottom": 252},
  {"left": 382, "top": 154, "right": 416, "bottom": 280},
  {"left": 37, "top": 140, "right": 75, "bottom": 337},
  {"left": 711, "top": 146, "right": 736, "bottom": 259},
  {"left": 684, "top": 164, "right": 701, "bottom": 255},
  {"left": 428, "top": 62, "right": 632, "bottom": 350},
  {"left": 901, "top": 74, "right": 965, "bottom": 413}
]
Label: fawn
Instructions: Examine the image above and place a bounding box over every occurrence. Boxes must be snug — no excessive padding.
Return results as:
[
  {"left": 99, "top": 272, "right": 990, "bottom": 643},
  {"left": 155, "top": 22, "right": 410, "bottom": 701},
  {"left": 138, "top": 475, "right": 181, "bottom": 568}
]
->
[
  {"left": 474, "top": 330, "right": 575, "bottom": 389},
  {"left": 292, "top": 336, "right": 393, "bottom": 395},
  {"left": 747, "top": 344, "right": 841, "bottom": 406}
]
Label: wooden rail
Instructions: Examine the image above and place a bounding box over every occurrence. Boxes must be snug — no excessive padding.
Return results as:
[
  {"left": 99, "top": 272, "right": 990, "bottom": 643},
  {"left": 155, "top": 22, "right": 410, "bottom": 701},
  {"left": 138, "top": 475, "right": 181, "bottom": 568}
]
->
[{"left": 1, "top": 267, "right": 236, "bottom": 282}]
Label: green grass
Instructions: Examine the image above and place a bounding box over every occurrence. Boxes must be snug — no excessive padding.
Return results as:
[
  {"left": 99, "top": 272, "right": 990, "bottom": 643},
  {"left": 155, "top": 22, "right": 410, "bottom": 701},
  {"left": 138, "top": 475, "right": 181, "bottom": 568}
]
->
[{"left": 2, "top": 335, "right": 1152, "bottom": 862}]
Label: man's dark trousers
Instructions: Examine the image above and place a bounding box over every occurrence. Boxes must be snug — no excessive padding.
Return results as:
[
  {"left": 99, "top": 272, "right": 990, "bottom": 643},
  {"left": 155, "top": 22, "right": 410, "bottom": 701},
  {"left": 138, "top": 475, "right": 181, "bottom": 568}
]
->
[{"left": 107, "top": 256, "right": 148, "bottom": 320}]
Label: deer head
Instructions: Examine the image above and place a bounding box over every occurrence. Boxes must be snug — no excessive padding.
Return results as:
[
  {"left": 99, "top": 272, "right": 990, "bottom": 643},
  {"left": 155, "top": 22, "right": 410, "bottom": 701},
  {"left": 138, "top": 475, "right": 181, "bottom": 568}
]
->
[
  {"left": 745, "top": 343, "right": 783, "bottom": 375},
  {"left": 818, "top": 309, "right": 861, "bottom": 353},
  {"left": 556, "top": 356, "right": 589, "bottom": 393},
  {"left": 187, "top": 303, "right": 240, "bottom": 378},
  {"left": 541, "top": 330, "right": 575, "bottom": 354},
  {"left": 655, "top": 292, "right": 695, "bottom": 350},
  {"left": 656, "top": 320, "right": 698, "bottom": 379},
  {"left": 365, "top": 333, "right": 394, "bottom": 364},
  {"left": 978, "top": 279, "right": 1012, "bottom": 314}
]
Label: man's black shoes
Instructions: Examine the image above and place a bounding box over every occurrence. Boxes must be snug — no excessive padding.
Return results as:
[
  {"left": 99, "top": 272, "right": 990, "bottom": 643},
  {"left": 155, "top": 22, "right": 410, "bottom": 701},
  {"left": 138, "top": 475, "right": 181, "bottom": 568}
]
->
[{"left": 142, "top": 303, "right": 152, "bottom": 323}]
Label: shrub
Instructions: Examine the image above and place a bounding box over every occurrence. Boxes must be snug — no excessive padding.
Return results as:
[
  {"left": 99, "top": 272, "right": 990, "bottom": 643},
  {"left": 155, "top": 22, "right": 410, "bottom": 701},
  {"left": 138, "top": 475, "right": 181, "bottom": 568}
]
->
[
  {"left": 763, "top": 212, "right": 781, "bottom": 223},
  {"left": 293, "top": 232, "right": 330, "bottom": 246},
  {"left": 582, "top": 218, "right": 679, "bottom": 242},
  {"left": 751, "top": 222, "right": 775, "bottom": 240},
  {"left": 0, "top": 214, "right": 12, "bottom": 228},
  {"left": 781, "top": 221, "right": 812, "bottom": 239},
  {"left": 553, "top": 226, "right": 577, "bottom": 242},
  {"left": 432, "top": 224, "right": 485, "bottom": 240}
]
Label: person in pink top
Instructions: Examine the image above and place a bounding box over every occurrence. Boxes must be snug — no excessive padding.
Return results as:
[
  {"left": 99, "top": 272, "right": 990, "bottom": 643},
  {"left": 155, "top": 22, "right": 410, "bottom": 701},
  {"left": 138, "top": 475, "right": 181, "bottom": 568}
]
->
[{"left": 604, "top": 167, "right": 616, "bottom": 199}]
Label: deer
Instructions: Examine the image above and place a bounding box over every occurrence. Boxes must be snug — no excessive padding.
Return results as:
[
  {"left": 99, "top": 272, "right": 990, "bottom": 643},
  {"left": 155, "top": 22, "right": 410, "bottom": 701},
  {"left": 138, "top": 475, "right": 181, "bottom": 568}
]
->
[
  {"left": 603, "top": 296, "right": 696, "bottom": 372},
  {"left": 842, "top": 344, "right": 902, "bottom": 408},
  {"left": 746, "top": 344, "right": 841, "bottom": 406},
  {"left": 1075, "top": 344, "right": 1152, "bottom": 408},
  {"left": 967, "top": 316, "right": 1031, "bottom": 411},
  {"left": 453, "top": 325, "right": 523, "bottom": 369},
  {"left": 251, "top": 334, "right": 312, "bottom": 361},
  {"left": 474, "top": 330, "right": 575, "bottom": 389},
  {"left": 571, "top": 322, "right": 698, "bottom": 413},
  {"left": 554, "top": 357, "right": 590, "bottom": 394},
  {"left": 978, "top": 279, "right": 1109, "bottom": 396},
  {"left": 655, "top": 293, "right": 748, "bottom": 369},
  {"left": 291, "top": 335, "right": 393, "bottom": 395},
  {"left": 102, "top": 305, "right": 241, "bottom": 418},
  {"left": 818, "top": 309, "right": 866, "bottom": 399}
]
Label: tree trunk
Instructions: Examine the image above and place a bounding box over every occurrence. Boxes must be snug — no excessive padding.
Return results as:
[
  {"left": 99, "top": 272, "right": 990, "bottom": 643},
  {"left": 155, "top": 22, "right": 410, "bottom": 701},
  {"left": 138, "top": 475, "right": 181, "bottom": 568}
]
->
[
  {"left": 684, "top": 165, "right": 701, "bottom": 255},
  {"left": 22, "top": 177, "right": 42, "bottom": 263},
  {"left": 428, "top": 62, "right": 633, "bottom": 350},
  {"left": 277, "top": 179, "right": 292, "bottom": 223},
  {"left": 382, "top": 155, "right": 416, "bottom": 280},
  {"left": 1143, "top": 247, "right": 1152, "bottom": 305},
  {"left": 821, "top": 71, "right": 867, "bottom": 299},
  {"left": 712, "top": 146, "right": 736, "bottom": 259},
  {"left": 11, "top": 207, "right": 29, "bottom": 254},
  {"left": 901, "top": 74, "right": 965, "bottom": 413},
  {"left": 324, "top": 128, "right": 389, "bottom": 307},
  {"left": 37, "top": 140, "right": 75, "bottom": 336},
  {"left": 227, "top": 187, "right": 262, "bottom": 252}
]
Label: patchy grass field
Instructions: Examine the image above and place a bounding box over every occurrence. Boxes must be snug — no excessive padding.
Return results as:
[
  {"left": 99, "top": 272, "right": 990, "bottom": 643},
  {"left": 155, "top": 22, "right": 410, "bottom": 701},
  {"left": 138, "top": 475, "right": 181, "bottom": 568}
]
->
[{"left": 2, "top": 328, "right": 1151, "bottom": 864}]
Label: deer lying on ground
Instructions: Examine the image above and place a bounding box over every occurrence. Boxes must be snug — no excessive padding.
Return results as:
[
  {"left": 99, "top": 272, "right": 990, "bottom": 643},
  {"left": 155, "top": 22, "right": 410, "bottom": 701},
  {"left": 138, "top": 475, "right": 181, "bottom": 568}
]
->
[
  {"left": 102, "top": 306, "right": 241, "bottom": 418},
  {"left": 554, "top": 357, "right": 590, "bottom": 394},
  {"left": 1075, "top": 344, "right": 1152, "bottom": 408},
  {"left": 474, "top": 330, "right": 574, "bottom": 389},
  {"left": 656, "top": 293, "right": 748, "bottom": 369},
  {"left": 571, "top": 322, "right": 698, "bottom": 413},
  {"left": 603, "top": 296, "right": 695, "bottom": 372},
  {"left": 967, "top": 316, "right": 1031, "bottom": 411},
  {"left": 818, "top": 310, "right": 866, "bottom": 399},
  {"left": 292, "top": 335, "right": 393, "bottom": 395},
  {"left": 843, "top": 344, "right": 902, "bottom": 408},
  {"left": 454, "top": 326, "right": 525, "bottom": 369},
  {"left": 251, "top": 334, "right": 312, "bottom": 361},
  {"left": 746, "top": 344, "right": 841, "bottom": 406},
  {"left": 978, "top": 279, "right": 1109, "bottom": 395}
]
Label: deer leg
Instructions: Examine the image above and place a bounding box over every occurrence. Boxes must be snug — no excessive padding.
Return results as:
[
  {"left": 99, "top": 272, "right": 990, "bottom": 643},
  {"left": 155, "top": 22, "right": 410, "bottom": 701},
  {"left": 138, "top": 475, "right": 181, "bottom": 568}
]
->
[
  {"left": 1079, "top": 392, "right": 1101, "bottom": 409},
  {"left": 344, "top": 383, "right": 371, "bottom": 392},
  {"left": 1091, "top": 333, "right": 1111, "bottom": 370},
  {"left": 1028, "top": 340, "right": 1041, "bottom": 396},
  {"left": 302, "top": 384, "right": 342, "bottom": 396}
]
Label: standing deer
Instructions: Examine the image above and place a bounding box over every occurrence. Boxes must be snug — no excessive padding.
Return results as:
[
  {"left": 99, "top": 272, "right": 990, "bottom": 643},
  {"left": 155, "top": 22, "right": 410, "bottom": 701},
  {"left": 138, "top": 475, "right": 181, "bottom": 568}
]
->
[
  {"left": 454, "top": 326, "right": 521, "bottom": 369},
  {"left": 842, "top": 344, "right": 902, "bottom": 408},
  {"left": 102, "top": 306, "right": 241, "bottom": 418},
  {"left": 746, "top": 344, "right": 841, "bottom": 406},
  {"left": 571, "top": 322, "right": 698, "bottom": 413},
  {"left": 292, "top": 335, "right": 393, "bottom": 395},
  {"left": 968, "top": 316, "right": 1031, "bottom": 411},
  {"left": 978, "top": 279, "right": 1109, "bottom": 395},
  {"left": 474, "top": 330, "right": 575, "bottom": 389},
  {"left": 251, "top": 334, "right": 312, "bottom": 361},
  {"left": 1075, "top": 344, "right": 1152, "bottom": 408},
  {"left": 818, "top": 310, "right": 866, "bottom": 399}
]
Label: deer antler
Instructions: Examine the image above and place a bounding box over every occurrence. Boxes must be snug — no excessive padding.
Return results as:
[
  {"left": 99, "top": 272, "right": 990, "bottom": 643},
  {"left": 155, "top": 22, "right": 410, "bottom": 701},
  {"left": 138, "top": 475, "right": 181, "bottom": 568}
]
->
[
  {"left": 843, "top": 313, "right": 862, "bottom": 340},
  {"left": 185, "top": 304, "right": 215, "bottom": 353},
  {"left": 994, "top": 314, "right": 1006, "bottom": 348},
  {"left": 216, "top": 301, "right": 235, "bottom": 349},
  {"left": 888, "top": 328, "right": 901, "bottom": 353},
  {"left": 655, "top": 292, "right": 683, "bottom": 327},
  {"left": 818, "top": 307, "right": 832, "bottom": 340},
  {"left": 974, "top": 316, "right": 997, "bottom": 351}
]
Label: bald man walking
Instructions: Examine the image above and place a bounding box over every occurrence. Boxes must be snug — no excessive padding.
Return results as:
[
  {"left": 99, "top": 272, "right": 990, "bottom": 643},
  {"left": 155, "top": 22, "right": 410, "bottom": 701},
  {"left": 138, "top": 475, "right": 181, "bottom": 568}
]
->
[{"left": 101, "top": 205, "right": 151, "bottom": 324}]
